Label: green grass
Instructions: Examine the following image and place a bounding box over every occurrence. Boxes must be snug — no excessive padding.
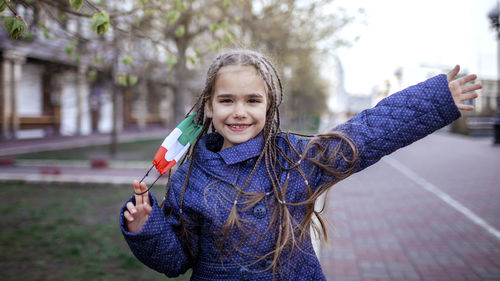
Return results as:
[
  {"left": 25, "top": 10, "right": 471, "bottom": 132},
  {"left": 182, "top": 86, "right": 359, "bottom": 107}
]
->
[
  {"left": 13, "top": 138, "right": 164, "bottom": 161},
  {"left": 0, "top": 182, "right": 191, "bottom": 281}
]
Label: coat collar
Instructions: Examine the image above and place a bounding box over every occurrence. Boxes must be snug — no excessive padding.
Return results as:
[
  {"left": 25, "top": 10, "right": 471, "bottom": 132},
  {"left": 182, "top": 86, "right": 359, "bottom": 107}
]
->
[{"left": 193, "top": 132, "right": 264, "bottom": 185}]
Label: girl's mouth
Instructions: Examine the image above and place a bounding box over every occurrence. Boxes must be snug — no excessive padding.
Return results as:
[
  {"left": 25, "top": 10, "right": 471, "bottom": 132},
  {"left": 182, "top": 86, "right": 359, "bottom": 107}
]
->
[{"left": 227, "top": 124, "right": 251, "bottom": 132}]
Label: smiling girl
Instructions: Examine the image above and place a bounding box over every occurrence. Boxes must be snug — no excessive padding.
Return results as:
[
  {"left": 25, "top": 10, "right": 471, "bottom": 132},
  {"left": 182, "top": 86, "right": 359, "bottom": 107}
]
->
[{"left": 120, "top": 49, "right": 481, "bottom": 280}]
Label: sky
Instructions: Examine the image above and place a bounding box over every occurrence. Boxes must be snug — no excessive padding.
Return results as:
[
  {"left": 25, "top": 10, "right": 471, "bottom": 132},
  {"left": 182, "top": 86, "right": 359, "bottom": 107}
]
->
[{"left": 328, "top": 0, "right": 499, "bottom": 95}]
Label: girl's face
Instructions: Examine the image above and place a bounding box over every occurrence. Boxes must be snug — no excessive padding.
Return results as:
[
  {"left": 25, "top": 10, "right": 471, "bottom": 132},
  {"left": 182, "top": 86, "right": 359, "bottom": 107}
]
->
[{"left": 206, "top": 65, "right": 268, "bottom": 150}]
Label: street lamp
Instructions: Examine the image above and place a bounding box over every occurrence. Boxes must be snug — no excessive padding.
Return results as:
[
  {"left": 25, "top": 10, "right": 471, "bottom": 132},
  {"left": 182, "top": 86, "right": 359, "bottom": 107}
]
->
[{"left": 488, "top": 4, "right": 500, "bottom": 144}]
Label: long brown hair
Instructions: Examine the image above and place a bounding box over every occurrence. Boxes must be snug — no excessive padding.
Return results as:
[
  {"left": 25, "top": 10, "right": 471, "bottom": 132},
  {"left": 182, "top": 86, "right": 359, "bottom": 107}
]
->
[{"left": 163, "top": 49, "right": 358, "bottom": 276}]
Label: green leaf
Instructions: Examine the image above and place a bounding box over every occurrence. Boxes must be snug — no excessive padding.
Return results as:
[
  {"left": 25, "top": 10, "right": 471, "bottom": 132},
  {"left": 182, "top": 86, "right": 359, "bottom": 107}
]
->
[
  {"left": 69, "top": 0, "right": 83, "bottom": 11},
  {"left": 166, "top": 10, "right": 180, "bottom": 25},
  {"left": 140, "top": 0, "right": 148, "bottom": 5},
  {"left": 222, "top": 33, "right": 232, "bottom": 44},
  {"left": 41, "top": 23, "right": 51, "bottom": 39},
  {"left": 209, "top": 23, "right": 219, "bottom": 32},
  {"left": 118, "top": 75, "right": 127, "bottom": 87},
  {"left": 128, "top": 75, "right": 138, "bottom": 86},
  {"left": 174, "top": 0, "right": 185, "bottom": 11},
  {"left": 3, "top": 16, "right": 25, "bottom": 40},
  {"left": 222, "top": 0, "right": 231, "bottom": 9},
  {"left": 65, "top": 45, "right": 74, "bottom": 56},
  {"left": 220, "top": 20, "right": 229, "bottom": 30},
  {"left": 91, "top": 11, "right": 109, "bottom": 35},
  {"left": 0, "top": 0, "right": 10, "bottom": 13},
  {"left": 210, "top": 42, "right": 221, "bottom": 51},
  {"left": 133, "top": 18, "right": 141, "bottom": 27},
  {"left": 43, "top": 30, "right": 51, "bottom": 39},
  {"left": 21, "top": 31, "right": 34, "bottom": 40},
  {"left": 166, "top": 55, "right": 177, "bottom": 69},
  {"left": 88, "top": 70, "right": 97, "bottom": 82},
  {"left": 93, "top": 55, "right": 101, "bottom": 65},
  {"left": 74, "top": 54, "right": 81, "bottom": 63},
  {"left": 145, "top": 9, "right": 154, "bottom": 18},
  {"left": 175, "top": 25, "right": 185, "bottom": 37},
  {"left": 187, "top": 56, "right": 195, "bottom": 65},
  {"left": 122, "top": 55, "right": 134, "bottom": 65}
]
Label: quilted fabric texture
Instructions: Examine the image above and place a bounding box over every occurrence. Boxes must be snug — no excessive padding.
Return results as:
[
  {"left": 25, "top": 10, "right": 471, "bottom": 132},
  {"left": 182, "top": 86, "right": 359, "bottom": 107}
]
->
[{"left": 120, "top": 74, "right": 461, "bottom": 280}]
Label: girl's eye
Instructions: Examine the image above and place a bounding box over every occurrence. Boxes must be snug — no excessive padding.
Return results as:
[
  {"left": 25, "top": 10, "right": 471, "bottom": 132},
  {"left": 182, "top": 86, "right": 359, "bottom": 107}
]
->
[
  {"left": 248, "top": 99, "right": 261, "bottom": 103},
  {"left": 219, "top": 99, "right": 232, "bottom": 103}
]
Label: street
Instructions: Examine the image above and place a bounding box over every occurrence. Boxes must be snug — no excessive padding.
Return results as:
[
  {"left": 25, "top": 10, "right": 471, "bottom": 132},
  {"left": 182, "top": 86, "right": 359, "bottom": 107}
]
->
[{"left": 319, "top": 133, "right": 500, "bottom": 280}]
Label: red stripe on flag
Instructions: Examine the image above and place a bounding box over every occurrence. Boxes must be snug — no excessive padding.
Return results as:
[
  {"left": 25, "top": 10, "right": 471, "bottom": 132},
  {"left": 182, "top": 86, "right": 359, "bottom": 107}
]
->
[{"left": 152, "top": 146, "right": 177, "bottom": 174}]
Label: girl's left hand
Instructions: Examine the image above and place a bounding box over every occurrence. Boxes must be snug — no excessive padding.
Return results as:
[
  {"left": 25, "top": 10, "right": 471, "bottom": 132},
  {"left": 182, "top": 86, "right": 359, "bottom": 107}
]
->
[{"left": 447, "top": 65, "right": 482, "bottom": 111}]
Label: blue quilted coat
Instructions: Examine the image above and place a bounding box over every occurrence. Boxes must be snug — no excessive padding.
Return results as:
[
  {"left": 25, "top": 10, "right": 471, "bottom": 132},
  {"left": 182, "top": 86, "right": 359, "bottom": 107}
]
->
[{"left": 120, "top": 74, "right": 461, "bottom": 280}]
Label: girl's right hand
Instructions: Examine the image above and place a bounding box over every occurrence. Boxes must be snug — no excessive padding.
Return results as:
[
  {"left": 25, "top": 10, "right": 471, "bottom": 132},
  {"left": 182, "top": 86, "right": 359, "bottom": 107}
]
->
[{"left": 123, "top": 180, "right": 152, "bottom": 234}]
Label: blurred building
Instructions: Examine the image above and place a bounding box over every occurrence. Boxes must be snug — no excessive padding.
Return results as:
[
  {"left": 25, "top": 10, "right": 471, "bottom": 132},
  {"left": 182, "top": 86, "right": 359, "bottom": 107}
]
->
[
  {"left": 0, "top": 4, "right": 174, "bottom": 140},
  {"left": 320, "top": 55, "right": 372, "bottom": 132},
  {"left": 373, "top": 65, "right": 499, "bottom": 135}
]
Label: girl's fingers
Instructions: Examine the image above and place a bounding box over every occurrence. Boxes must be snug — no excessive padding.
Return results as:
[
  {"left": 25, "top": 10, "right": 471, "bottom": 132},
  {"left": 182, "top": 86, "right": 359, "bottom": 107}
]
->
[
  {"left": 461, "top": 83, "right": 482, "bottom": 94},
  {"left": 139, "top": 182, "right": 150, "bottom": 206},
  {"left": 143, "top": 202, "right": 153, "bottom": 215},
  {"left": 126, "top": 202, "right": 137, "bottom": 214},
  {"left": 124, "top": 210, "right": 134, "bottom": 222},
  {"left": 456, "top": 74, "right": 478, "bottom": 85},
  {"left": 460, "top": 92, "right": 479, "bottom": 102},
  {"left": 447, "top": 65, "right": 460, "bottom": 82},
  {"left": 457, "top": 104, "right": 474, "bottom": 111},
  {"left": 133, "top": 180, "right": 143, "bottom": 205}
]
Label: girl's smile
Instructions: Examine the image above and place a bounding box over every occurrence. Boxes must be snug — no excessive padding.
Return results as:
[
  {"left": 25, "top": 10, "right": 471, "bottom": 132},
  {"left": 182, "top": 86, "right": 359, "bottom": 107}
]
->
[{"left": 205, "top": 65, "right": 268, "bottom": 150}]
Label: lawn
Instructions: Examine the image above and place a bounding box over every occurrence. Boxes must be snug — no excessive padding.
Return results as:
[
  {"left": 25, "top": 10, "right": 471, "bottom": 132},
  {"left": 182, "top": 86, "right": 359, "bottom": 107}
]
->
[
  {"left": 0, "top": 182, "right": 191, "bottom": 281},
  {"left": 13, "top": 138, "right": 164, "bottom": 161}
]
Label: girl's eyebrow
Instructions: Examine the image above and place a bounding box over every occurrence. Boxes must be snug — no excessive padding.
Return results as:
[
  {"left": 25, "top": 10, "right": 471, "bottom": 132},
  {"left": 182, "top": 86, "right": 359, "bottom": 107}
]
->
[{"left": 215, "top": 93, "right": 265, "bottom": 99}]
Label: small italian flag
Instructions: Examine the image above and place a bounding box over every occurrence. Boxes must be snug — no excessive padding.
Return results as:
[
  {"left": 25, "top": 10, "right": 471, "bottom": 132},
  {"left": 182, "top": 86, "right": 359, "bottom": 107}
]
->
[{"left": 152, "top": 113, "right": 203, "bottom": 174}]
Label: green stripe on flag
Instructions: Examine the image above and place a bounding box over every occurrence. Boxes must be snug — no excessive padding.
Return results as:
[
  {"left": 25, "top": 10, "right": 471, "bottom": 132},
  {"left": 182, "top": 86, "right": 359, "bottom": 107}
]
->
[{"left": 177, "top": 113, "right": 203, "bottom": 146}]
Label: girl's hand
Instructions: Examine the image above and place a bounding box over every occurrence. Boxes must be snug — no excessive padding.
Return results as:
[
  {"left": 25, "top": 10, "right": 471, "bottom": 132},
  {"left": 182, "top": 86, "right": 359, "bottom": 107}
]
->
[
  {"left": 123, "top": 180, "right": 152, "bottom": 234},
  {"left": 447, "top": 65, "right": 482, "bottom": 111}
]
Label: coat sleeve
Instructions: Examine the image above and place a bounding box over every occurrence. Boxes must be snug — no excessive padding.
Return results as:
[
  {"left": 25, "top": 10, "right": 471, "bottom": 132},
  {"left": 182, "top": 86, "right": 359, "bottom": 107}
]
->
[
  {"left": 119, "top": 166, "right": 198, "bottom": 277},
  {"left": 305, "top": 74, "right": 461, "bottom": 188}
]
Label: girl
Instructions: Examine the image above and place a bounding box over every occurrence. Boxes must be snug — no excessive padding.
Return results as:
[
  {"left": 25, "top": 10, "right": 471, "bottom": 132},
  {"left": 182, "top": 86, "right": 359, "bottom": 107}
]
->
[{"left": 120, "top": 49, "right": 481, "bottom": 280}]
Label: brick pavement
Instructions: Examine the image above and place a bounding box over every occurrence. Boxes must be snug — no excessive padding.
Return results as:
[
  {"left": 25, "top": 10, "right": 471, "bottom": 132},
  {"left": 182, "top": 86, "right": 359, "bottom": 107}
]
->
[{"left": 319, "top": 134, "right": 500, "bottom": 281}]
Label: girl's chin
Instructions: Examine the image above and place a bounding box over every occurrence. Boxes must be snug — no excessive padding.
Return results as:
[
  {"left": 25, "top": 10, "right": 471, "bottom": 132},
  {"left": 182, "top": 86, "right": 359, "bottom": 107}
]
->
[{"left": 221, "top": 133, "right": 257, "bottom": 149}]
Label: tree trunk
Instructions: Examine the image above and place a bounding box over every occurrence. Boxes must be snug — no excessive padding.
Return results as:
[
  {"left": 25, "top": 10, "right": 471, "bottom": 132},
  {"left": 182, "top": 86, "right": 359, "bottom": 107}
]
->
[{"left": 173, "top": 38, "right": 189, "bottom": 124}]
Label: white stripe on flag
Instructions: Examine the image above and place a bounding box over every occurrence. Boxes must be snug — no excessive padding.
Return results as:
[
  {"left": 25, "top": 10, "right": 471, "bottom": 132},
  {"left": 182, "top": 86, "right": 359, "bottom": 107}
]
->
[
  {"left": 164, "top": 140, "right": 185, "bottom": 161},
  {"left": 174, "top": 143, "right": 191, "bottom": 162},
  {"left": 161, "top": 128, "right": 183, "bottom": 148}
]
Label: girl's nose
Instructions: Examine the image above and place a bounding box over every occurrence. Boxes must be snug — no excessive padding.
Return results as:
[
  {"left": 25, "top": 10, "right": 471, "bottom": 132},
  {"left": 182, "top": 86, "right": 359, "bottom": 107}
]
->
[{"left": 233, "top": 103, "right": 247, "bottom": 118}]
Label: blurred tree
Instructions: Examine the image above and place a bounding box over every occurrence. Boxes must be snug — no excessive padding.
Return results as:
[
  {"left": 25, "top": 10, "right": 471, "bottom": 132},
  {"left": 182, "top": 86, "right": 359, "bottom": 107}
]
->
[
  {"left": 0, "top": 0, "right": 238, "bottom": 154},
  {"left": 1, "top": 0, "right": 356, "bottom": 137},
  {"left": 131, "top": 0, "right": 239, "bottom": 123},
  {"left": 237, "top": 0, "right": 354, "bottom": 128}
]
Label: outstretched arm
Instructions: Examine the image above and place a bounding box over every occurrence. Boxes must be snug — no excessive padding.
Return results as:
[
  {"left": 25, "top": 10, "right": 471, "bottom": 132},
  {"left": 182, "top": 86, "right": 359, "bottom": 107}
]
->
[
  {"left": 306, "top": 72, "right": 471, "bottom": 188},
  {"left": 447, "top": 65, "right": 482, "bottom": 111}
]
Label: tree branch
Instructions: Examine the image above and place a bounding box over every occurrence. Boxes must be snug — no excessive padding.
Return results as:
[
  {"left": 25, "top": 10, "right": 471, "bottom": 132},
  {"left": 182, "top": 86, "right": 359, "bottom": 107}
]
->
[{"left": 2, "top": 0, "right": 17, "bottom": 16}]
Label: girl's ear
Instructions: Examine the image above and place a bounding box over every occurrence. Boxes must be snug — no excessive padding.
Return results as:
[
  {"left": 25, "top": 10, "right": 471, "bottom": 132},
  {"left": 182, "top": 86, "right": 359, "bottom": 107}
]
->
[{"left": 205, "top": 100, "right": 213, "bottom": 118}]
